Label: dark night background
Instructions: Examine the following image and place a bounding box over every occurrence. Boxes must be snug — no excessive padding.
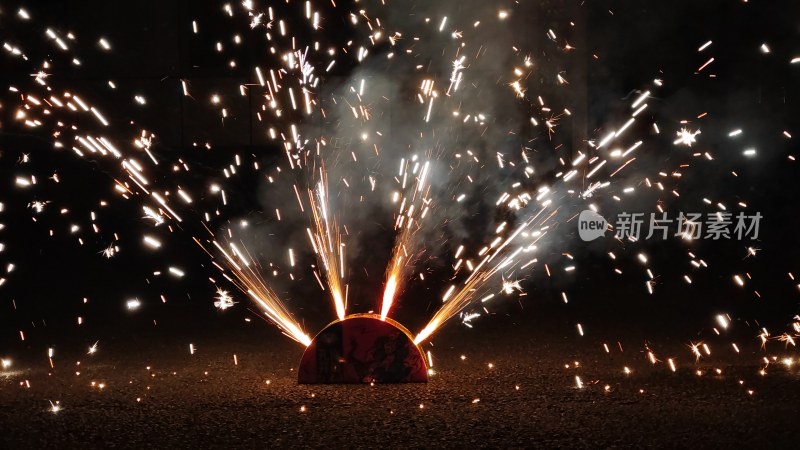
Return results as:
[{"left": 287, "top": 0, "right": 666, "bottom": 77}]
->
[
  {"left": 1, "top": 0, "right": 798, "bottom": 342},
  {"left": 1, "top": 1, "right": 800, "bottom": 447}
]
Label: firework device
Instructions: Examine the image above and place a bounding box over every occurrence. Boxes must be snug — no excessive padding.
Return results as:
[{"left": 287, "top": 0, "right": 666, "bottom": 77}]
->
[{"left": 298, "top": 314, "right": 428, "bottom": 383}]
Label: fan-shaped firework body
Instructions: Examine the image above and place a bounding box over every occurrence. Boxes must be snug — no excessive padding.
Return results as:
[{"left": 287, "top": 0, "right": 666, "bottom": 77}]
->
[{"left": 298, "top": 314, "right": 428, "bottom": 384}]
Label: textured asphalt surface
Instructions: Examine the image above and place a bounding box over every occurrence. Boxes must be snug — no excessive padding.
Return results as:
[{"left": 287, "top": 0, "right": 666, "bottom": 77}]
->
[{"left": 1, "top": 316, "right": 799, "bottom": 449}]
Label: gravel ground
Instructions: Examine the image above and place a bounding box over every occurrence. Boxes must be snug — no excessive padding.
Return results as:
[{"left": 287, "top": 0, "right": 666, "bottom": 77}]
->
[{"left": 1, "top": 318, "right": 799, "bottom": 449}]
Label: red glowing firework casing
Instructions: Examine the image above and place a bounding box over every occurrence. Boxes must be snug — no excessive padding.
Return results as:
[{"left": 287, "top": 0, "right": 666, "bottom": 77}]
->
[{"left": 298, "top": 314, "right": 428, "bottom": 384}]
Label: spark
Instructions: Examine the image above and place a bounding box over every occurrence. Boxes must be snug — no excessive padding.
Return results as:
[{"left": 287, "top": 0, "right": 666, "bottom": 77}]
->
[
  {"left": 674, "top": 128, "right": 700, "bottom": 147},
  {"left": 143, "top": 236, "right": 162, "bottom": 249},
  {"left": 308, "top": 177, "right": 347, "bottom": 320},
  {"left": 208, "top": 239, "right": 311, "bottom": 346},
  {"left": 49, "top": 401, "right": 62, "bottom": 414},
  {"left": 214, "top": 289, "right": 236, "bottom": 310},
  {"left": 126, "top": 299, "right": 141, "bottom": 310}
]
